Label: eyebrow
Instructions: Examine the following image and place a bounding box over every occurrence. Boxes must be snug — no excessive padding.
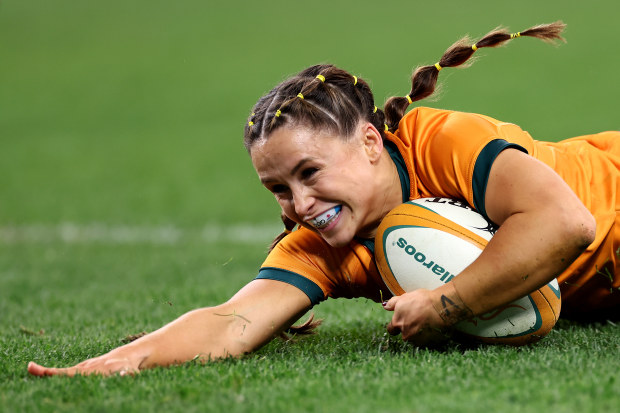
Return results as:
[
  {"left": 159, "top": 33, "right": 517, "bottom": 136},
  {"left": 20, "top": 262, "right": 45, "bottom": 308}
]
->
[
  {"left": 260, "top": 157, "right": 315, "bottom": 185},
  {"left": 290, "top": 157, "right": 313, "bottom": 176}
]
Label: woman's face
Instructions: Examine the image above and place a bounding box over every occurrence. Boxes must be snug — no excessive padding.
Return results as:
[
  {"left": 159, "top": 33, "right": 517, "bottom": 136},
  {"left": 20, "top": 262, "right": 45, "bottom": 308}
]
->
[{"left": 250, "top": 123, "right": 394, "bottom": 248}]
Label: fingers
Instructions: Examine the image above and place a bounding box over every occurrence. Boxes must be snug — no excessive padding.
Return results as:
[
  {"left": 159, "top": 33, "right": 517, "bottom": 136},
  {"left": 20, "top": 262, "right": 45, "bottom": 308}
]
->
[
  {"left": 382, "top": 290, "right": 449, "bottom": 346},
  {"left": 384, "top": 297, "right": 401, "bottom": 335},
  {"left": 386, "top": 321, "right": 400, "bottom": 336},
  {"left": 405, "top": 326, "right": 449, "bottom": 347},
  {"left": 27, "top": 361, "right": 45, "bottom": 376},
  {"left": 382, "top": 296, "right": 398, "bottom": 311},
  {"left": 28, "top": 358, "right": 140, "bottom": 378},
  {"left": 28, "top": 361, "right": 76, "bottom": 377},
  {"left": 387, "top": 322, "right": 443, "bottom": 345},
  {"left": 384, "top": 296, "right": 402, "bottom": 335}
]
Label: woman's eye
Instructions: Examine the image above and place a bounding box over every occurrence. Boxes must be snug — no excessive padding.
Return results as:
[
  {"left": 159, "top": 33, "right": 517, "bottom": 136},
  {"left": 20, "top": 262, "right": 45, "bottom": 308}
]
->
[
  {"left": 301, "top": 168, "right": 318, "bottom": 179},
  {"left": 271, "top": 184, "right": 289, "bottom": 194}
]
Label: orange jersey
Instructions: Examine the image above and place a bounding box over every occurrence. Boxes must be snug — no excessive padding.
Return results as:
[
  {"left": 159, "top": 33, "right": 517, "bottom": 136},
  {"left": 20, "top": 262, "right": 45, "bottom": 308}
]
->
[{"left": 259, "top": 107, "right": 620, "bottom": 317}]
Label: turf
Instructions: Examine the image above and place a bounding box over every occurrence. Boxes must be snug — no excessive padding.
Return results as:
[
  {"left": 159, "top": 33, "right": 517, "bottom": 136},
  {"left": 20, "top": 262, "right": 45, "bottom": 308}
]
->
[{"left": 1, "top": 0, "right": 619, "bottom": 412}]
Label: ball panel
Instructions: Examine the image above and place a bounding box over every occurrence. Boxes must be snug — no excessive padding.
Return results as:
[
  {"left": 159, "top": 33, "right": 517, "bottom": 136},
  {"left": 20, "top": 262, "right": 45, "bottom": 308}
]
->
[
  {"left": 538, "top": 279, "right": 562, "bottom": 323},
  {"left": 456, "top": 294, "right": 541, "bottom": 339},
  {"left": 472, "top": 289, "right": 556, "bottom": 345},
  {"left": 459, "top": 280, "right": 561, "bottom": 345},
  {"left": 385, "top": 202, "right": 489, "bottom": 248},
  {"left": 381, "top": 225, "right": 483, "bottom": 295},
  {"left": 407, "top": 198, "right": 496, "bottom": 242},
  {"left": 375, "top": 198, "right": 562, "bottom": 346}
]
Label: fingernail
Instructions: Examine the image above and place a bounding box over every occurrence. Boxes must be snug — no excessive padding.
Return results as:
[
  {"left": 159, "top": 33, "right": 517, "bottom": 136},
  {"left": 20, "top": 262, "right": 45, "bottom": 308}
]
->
[{"left": 382, "top": 301, "right": 388, "bottom": 306}]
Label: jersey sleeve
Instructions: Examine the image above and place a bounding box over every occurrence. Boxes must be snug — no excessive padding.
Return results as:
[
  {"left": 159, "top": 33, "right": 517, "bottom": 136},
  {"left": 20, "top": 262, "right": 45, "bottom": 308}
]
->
[
  {"left": 257, "top": 227, "right": 388, "bottom": 305},
  {"left": 414, "top": 110, "right": 532, "bottom": 218}
]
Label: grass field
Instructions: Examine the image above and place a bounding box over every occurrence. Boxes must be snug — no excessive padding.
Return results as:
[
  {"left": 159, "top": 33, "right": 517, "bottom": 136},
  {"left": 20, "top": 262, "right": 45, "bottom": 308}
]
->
[{"left": 1, "top": 0, "right": 619, "bottom": 412}]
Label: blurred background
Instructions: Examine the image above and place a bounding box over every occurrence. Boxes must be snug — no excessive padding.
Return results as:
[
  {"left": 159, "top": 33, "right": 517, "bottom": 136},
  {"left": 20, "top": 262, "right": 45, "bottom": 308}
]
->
[
  {"left": 2, "top": 2, "right": 619, "bottom": 407},
  {"left": 2, "top": 0, "right": 618, "bottom": 230}
]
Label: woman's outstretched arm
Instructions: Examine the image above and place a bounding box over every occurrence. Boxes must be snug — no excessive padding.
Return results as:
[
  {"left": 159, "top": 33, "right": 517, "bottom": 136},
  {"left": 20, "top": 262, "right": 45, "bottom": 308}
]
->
[{"left": 28, "top": 279, "right": 312, "bottom": 377}]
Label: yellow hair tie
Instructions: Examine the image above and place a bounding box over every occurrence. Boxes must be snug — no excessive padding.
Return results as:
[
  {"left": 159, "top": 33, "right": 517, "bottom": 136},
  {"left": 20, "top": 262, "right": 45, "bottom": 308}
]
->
[
  {"left": 405, "top": 95, "right": 413, "bottom": 105},
  {"left": 248, "top": 121, "right": 254, "bottom": 126},
  {"left": 275, "top": 110, "right": 281, "bottom": 117},
  {"left": 353, "top": 76, "right": 358, "bottom": 85},
  {"left": 510, "top": 32, "right": 521, "bottom": 39},
  {"left": 472, "top": 44, "right": 478, "bottom": 51},
  {"left": 434, "top": 63, "right": 442, "bottom": 71},
  {"left": 373, "top": 106, "right": 378, "bottom": 113},
  {"left": 316, "top": 74, "right": 326, "bottom": 82},
  {"left": 297, "top": 93, "right": 304, "bottom": 99},
  {"left": 384, "top": 123, "right": 389, "bottom": 132}
]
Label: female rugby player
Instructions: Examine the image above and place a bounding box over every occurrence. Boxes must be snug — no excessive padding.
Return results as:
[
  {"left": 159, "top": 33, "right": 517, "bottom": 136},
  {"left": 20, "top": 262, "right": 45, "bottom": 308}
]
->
[{"left": 28, "top": 21, "right": 618, "bottom": 377}]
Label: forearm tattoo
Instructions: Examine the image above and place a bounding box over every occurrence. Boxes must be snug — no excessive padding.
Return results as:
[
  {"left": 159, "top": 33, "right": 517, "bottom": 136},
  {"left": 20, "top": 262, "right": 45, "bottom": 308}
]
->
[{"left": 433, "top": 292, "right": 474, "bottom": 326}]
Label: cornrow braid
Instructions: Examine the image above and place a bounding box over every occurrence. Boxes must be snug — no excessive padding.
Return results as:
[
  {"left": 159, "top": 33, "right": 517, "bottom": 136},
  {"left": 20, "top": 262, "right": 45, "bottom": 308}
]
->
[
  {"left": 383, "top": 21, "right": 566, "bottom": 131},
  {"left": 244, "top": 64, "right": 385, "bottom": 152}
]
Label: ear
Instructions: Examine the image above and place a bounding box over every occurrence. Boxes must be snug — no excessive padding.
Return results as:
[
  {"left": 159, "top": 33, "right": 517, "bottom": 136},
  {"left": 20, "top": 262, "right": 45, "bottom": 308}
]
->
[{"left": 361, "top": 122, "right": 384, "bottom": 163}]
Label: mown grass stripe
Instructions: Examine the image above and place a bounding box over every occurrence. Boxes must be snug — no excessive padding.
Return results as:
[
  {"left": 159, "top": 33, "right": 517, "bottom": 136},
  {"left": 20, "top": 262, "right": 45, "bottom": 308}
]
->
[{"left": 0, "top": 223, "right": 282, "bottom": 245}]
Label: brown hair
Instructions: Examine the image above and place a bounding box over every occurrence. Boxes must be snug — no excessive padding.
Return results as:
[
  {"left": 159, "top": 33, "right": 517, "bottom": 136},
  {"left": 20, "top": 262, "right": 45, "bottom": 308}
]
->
[
  {"left": 244, "top": 64, "right": 387, "bottom": 151},
  {"left": 383, "top": 21, "right": 566, "bottom": 131},
  {"left": 246, "top": 21, "right": 566, "bottom": 251}
]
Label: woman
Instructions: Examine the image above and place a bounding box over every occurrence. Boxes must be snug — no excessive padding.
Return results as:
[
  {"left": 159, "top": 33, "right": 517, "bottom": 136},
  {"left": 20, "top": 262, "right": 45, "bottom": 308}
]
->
[{"left": 28, "top": 21, "right": 619, "bottom": 377}]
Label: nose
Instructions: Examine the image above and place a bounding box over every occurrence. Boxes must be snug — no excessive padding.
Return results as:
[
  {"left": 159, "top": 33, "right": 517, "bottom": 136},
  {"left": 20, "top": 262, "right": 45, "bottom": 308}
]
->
[{"left": 292, "top": 187, "right": 315, "bottom": 218}]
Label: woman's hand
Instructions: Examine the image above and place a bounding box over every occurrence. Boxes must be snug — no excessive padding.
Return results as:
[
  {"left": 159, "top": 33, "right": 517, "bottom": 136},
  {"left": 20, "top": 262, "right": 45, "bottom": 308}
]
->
[
  {"left": 383, "top": 288, "right": 450, "bottom": 347},
  {"left": 28, "top": 348, "right": 144, "bottom": 377}
]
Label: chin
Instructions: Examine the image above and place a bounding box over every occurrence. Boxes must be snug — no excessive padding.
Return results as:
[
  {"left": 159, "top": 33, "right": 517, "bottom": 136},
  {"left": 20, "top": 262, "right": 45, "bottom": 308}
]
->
[
  {"left": 312, "top": 212, "right": 358, "bottom": 247},
  {"left": 320, "top": 231, "right": 355, "bottom": 248}
]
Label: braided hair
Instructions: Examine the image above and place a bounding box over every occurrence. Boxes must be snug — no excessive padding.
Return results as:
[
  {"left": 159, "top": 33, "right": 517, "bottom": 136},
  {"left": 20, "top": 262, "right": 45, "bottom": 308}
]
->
[
  {"left": 383, "top": 21, "right": 566, "bottom": 131},
  {"left": 245, "top": 21, "right": 566, "bottom": 251},
  {"left": 244, "top": 64, "right": 387, "bottom": 151}
]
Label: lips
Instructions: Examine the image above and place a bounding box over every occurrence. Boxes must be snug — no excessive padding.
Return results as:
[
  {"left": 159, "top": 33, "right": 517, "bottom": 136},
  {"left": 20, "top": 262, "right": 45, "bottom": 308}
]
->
[{"left": 309, "top": 205, "right": 342, "bottom": 229}]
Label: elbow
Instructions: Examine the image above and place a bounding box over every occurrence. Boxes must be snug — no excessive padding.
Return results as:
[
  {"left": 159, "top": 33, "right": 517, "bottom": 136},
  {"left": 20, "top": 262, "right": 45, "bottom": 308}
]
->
[
  {"left": 578, "top": 209, "right": 596, "bottom": 249},
  {"left": 580, "top": 213, "right": 596, "bottom": 251},
  {"left": 564, "top": 207, "right": 596, "bottom": 253}
]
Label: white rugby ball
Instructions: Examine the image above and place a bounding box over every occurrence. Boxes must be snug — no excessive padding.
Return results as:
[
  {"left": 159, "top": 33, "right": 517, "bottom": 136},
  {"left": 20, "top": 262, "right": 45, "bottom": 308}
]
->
[{"left": 375, "top": 197, "right": 561, "bottom": 345}]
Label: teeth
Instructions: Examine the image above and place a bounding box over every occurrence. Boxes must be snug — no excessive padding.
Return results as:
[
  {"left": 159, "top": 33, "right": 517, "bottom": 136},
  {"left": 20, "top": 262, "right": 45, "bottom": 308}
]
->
[{"left": 310, "top": 206, "right": 341, "bottom": 229}]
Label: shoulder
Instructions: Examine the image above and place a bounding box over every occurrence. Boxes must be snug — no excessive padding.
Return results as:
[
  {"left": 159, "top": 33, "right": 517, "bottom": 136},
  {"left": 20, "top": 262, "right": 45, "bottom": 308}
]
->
[
  {"left": 396, "top": 107, "right": 452, "bottom": 139},
  {"left": 272, "top": 226, "right": 333, "bottom": 254},
  {"left": 396, "top": 108, "right": 533, "bottom": 151},
  {"left": 394, "top": 107, "right": 497, "bottom": 146},
  {"left": 265, "top": 227, "right": 358, "bottom": 267},
  {"left": 260, "top": 227, "right": 380, "bottom": 302}
]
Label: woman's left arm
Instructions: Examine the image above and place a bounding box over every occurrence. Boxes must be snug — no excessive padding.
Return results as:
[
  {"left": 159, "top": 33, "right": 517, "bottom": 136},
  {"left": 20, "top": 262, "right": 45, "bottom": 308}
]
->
[{"left": 385, "top": 149, "right": 596, "bottom": 342}]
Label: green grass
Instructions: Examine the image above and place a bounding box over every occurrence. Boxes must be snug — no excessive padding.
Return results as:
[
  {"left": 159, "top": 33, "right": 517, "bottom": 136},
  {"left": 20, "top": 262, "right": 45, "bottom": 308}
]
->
[{"left": 1, "top": 0, "right": 619, "bottom": 412}]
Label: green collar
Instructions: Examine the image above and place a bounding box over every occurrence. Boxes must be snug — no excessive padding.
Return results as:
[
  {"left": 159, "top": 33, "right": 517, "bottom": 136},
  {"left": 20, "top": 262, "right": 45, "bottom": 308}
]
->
[
  {"left": 384, "top": 140, "right": 410, "bottom": 203},
  {"left": 356, "top": 141, "right": 409, "bottom": 254}
]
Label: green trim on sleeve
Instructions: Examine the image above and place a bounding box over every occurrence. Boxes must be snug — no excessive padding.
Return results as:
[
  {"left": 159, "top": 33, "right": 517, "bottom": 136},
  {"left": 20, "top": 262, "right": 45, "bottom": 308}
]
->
[
  {"left": 472, "top": 139, "right": 528, "bottom": 218},
  {"left": 256, "top": 267, "right": 325, "bottom": 306}
]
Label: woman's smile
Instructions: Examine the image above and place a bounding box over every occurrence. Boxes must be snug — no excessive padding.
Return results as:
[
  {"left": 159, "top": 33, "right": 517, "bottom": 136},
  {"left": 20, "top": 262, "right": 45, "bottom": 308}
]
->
[{"left": 309, "top": 205, "right": 342, "bottom": 231}]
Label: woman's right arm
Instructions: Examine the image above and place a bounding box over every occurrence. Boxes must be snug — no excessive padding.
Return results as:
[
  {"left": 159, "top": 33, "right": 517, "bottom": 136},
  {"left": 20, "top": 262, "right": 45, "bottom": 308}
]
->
[{"left": 28, "top": 279, "right": 312, "bottom": 377}]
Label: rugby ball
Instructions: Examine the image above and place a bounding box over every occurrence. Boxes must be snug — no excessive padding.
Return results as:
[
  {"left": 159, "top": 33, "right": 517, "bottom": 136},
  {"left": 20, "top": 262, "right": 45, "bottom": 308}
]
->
[{"left": 375, "top": 197, "right": 561, "bottom": 345}]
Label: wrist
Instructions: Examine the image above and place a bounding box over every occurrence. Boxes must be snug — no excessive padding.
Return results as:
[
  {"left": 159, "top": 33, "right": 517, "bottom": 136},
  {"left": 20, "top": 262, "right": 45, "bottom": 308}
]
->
[
  {"left": 113, "top": 336, "right": 153, "bottom": 370},
  {"left": 431, "top": 282, "right": 474, "bottom": 326}
]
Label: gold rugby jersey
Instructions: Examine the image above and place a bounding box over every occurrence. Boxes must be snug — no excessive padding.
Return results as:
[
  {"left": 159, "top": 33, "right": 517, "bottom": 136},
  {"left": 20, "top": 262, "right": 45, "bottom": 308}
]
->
[{"left": 258, "top": 107, "right": 620, "bottom": 317}]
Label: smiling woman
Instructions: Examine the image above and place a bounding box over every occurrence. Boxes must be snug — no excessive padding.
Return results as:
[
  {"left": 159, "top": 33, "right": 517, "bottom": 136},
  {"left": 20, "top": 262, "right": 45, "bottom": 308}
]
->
[
  {"left": 250, "top": 123, "right": 402, "bottom": 248},
  {"left": 29, "top": 21, "right": 620, "bottom": 377}
]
